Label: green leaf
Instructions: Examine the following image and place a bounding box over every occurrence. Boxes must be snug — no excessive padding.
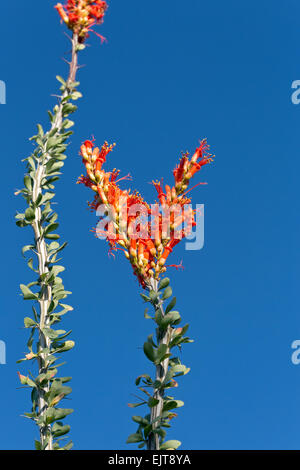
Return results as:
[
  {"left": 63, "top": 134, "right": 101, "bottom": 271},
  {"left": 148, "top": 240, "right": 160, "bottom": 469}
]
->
[
  {"left": 143, "top": 341, "right": 156, "bottom": 363},
  {"left": 41, "top": 192, "right": 55, "bottom": 204},
  {"left": 52, "top": 329, "right": 72, "bottom": 341},
  {"left": 24, "top": 175, "right": 32, "bottom": 191},
  {"left": 46, "top": 137, "right": 60, "bottom": 151},
  {"left": 160, "top": 440, "right": 181, "bottom": 450},
  {"left": 165, "top": 297, "right": 176, "bottom": 314},
  {"left": 53, "top": 408, "right": 73, "bottom": 421},
  {"left": 155, "top": 308, "right": 163, "bottom": 326},
  {"left": 51, "top": 265, "right": 65, "bottom": 277},
  {"left": 162, "top": 286, "right": 172, "bottom": 300},
  {"left": 24, "top": 207, "right": 35, "bottom": 222},
  {"left": 52, "top": 422, "right": 70, "bottom": 437},
  {"left": 140, "top": 293, "right": 150, "bottom": 302},
  {"left": 153, "top": 379, "right": 162, "bottom": 389},
  {"left": 55, "top": 340, "right": 75, "bottom": 352},
  {"left": 71, "top": 91, "right": 82, "bottom": 100},
  {"left": 22, "top": 245, "right": 34, "bottom": 257},
  {"left": 163, "top": 400, "right": 184, "bottom": 411},
  {"left": 46, "top": 161, "right": 64, "bottom": 174},
  {"left": 149, "top": 290, "right": 158, "bottom": 302},
  {"left": 42, "top": 407, "right": 71, "bottom": 425},
  {"left": 32, "top": 306, "right": 39, "bottom": 322},
  {"left": 144, "top": 308, "right": 152, "bottom": 319},
  {"left": 43, "top": 176, "right": 60, "bottom": 186},
  {"left": 69, "top": 80, "right": 80, "bottom": 89},
  {"left": 27, "top": 258, "right": 36, "bottom": 272},
  {"left": 135, "top": 374, "right": 152, "bottom": 386},
  {"left": 56, "top": 75, "right": 66, "bottom": 86},
  {"left": 48, "top": 241, "right": 60, "bottom": 251},
  {"left": 126, "top": 433, "right": 144, "bottom": 444},
  {"left": 62, "top": 103, "right": 77, "bottom": 115},
  {"left": 34, "top": 440, "right": 41, "bottom": 450},
  {"left": 155, "top": 344, "right": 168, "bottom": 364},
  {"left": 147, "top": 333, "right": 156, "bottom": 348},
  {"left": 127, "top": 402, "right": 146, "bottom": 408},
  {"left": 46, "top": 381, "right": 72, "bottom": 402},
  {"left": 44, "top": 223, "right": 59, "bottom": 235},
  {"left": 132, "top": 416, "right": 149, "bottom": 426},
  {"left": 26, "top": 156, "right": 36, "bottom": 171},
  {"left": 27, "top": 377, "right": 36, "bottom": 388},
  {"left": 24, "top": 317, "right": 36, "bottom": 328},
  {"left": 37, "top": 123, "right": 44, "bottom": 137},
  {"left": 45, "top": 233, "right": 60, "bottom": 240},
  {"left": 171, "top": 364, "right": 189, "bottom": 375},
  {"left": 160, "top": 311, "right": 181, "bottom": 329},
  {"left": 148, "top": 397, "right": 159, "bottom": 408},
  {"left": 20, "top": 284, "right": 38, "bottom": 300},
  {"left": 62, "top": 441, "right": 73, "bottom": 450},
  {"left": 158, "top": 278, "right": 170, "bottom": 290},
  {"left": 143, "top": 424, "right": 152, "bottom": 438},
  {"left": 55, "top": 303, "right": 73, "bottom": 316},
  {"left": 181, "top": 324, "right": 190, "bottom": 336},
  {"left": 42, "top": 328, "right": 60, "bottom": 339},
  {"left": 62, "top": 119, "right": 74, "bottom": 129},
  {"left": 16, "top": 219, "right": 28, "bottom": 228}
]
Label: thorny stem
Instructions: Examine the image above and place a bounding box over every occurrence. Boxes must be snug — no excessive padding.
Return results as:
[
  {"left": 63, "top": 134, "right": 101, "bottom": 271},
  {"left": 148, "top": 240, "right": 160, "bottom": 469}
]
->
[
  {"left": 31, "top": 33, "right": 79, "bottom": 450},
  {"left": 147, "top": 278, "right": 172, "bottom": 451}
]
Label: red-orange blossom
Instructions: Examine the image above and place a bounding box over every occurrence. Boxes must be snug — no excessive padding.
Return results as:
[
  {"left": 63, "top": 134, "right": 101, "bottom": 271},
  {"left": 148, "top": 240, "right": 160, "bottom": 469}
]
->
[
  {"left": 78, "top": 139, "right": 213, "bottom": 288},
  {"left": 55, "top": 0, "right": 108, "bottom": 42}
]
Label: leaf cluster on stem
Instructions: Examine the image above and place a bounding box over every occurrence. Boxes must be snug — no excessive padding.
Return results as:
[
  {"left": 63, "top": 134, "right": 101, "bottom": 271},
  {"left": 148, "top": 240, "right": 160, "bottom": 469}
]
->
[
  {"left": 127, "top": 277, "right": 193, "bottom": 451},
  {"left": 16, "top": 34, "right": 84, "bottom": 450}
]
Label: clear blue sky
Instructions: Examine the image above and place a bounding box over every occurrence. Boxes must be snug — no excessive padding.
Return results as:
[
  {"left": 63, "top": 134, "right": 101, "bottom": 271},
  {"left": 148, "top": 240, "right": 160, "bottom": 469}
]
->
[{"left": 0, "top": 0, "right": 300, "bottom": 449}]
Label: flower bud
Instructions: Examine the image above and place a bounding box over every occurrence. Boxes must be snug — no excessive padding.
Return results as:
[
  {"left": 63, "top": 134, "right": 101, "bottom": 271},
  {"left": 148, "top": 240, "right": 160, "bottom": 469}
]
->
[
  {"left": 25, "top": 352, "right": 35, "bottom": 360},
  {"left": 88, "top": 171, "right": 96, "bottom": 182},
  {"left": 80, "top": 144, "right": 89, "bottom": 160}
]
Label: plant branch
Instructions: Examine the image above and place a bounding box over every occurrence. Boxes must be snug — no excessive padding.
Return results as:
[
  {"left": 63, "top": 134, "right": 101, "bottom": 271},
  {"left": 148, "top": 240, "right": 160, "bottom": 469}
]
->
[
  {"left": 32, "top": 33, "right": 78, "bottom": 451},
  {"left": 147, "top": 278, "right": 171, "bottom": 450},
  {"left": 127, "top": 278, "right": 192, "bottom": 451},
  {"left": 17, "top": 32, "right": 82, "bottom": 451}
]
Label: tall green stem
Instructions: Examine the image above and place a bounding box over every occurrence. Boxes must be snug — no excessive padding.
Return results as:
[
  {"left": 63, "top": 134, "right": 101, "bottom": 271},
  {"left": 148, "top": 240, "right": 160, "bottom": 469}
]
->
[
  {"left": 147, "top": 279, "right": 171, "bottom": 450},
  {"left": 127, "top": 277, "right": 192, "bottom": 451},
  {"left": 17, "top": 32, "right": 83, "bottom": 450},
  {"left": 32, "top": 34, "right": 78, "bottom": 450}
]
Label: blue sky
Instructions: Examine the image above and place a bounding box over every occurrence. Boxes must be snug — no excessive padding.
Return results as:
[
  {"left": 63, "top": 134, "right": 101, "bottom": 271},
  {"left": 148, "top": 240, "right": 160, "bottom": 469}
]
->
[{"left": 0, "top": 0, "right": 300, "bottom": 449}]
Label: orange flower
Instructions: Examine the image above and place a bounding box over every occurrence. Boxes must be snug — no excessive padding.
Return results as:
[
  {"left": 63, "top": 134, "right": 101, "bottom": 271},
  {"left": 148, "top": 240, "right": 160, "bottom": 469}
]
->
[
  {"left": 55, "top": 3, "right": 69, "bottom": 23},
  {"left": 55, "top": 0, "right": 108, "bottom": 42},
  {"left": 78, "top": 138, "right": 213, "bottom": 288},
  {"left": 173, "top": 139, "right": 213, "bottom": 193}
]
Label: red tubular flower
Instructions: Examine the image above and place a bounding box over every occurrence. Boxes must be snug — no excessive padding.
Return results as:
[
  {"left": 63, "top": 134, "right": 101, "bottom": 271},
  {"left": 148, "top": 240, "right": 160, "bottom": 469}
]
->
[
  {"left": 185, "top": 139, "right": 214, "bottom": 180},
  {"left": 152, "top": 180, "right": 166, "bottom": 206},
  {"left": 78, "top": 138, "right": 213, "bottom": 288},
  {"left": 173, "top": 152, "right": 189, "bottom": 186},
  {"left": 55, "top": 3, "right": 69, "bottom": 23},
  {"left": 173, "top": 139, "right": 214, "bottom": 194},
  {"left": 55, "top": 0, "right": 108, "bottom": 42}
]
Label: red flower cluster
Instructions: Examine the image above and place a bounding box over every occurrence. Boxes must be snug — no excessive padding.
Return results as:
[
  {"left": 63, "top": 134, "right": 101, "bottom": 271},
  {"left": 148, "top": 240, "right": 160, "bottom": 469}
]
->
[
  {"left": 55, "top": 0, "right": 108, "bottom": 42},
  {"left": 78, "top": 139, "right": 213, "bottom": 288}
]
